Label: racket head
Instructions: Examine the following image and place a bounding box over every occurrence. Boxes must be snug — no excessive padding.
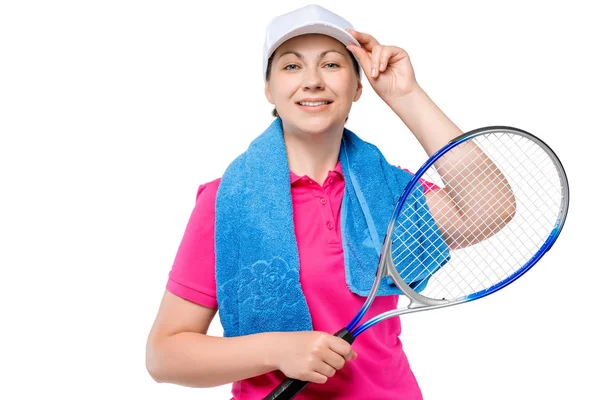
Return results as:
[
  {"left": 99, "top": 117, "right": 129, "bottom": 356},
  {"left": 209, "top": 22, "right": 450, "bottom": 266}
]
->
[{"left": 382, "top": 126, "right": 569, "bottom": 309}]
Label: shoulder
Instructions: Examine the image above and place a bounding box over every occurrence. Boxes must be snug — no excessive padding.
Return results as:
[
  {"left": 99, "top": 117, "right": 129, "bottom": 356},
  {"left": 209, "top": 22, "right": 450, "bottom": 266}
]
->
[{"left": 195, "top": 177, "right": 222, "bottom": 203}]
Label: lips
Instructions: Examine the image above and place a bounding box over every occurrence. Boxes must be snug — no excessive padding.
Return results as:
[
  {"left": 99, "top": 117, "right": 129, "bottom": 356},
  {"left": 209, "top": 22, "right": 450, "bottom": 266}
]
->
[
  {"left": 298, "top": 101, "right": 331, "bottom": 105},
  {"left": 296, "top": 98, "right": 333, "bottom": 105},
  {"left": 296, "top": 101, "right": 332, "bottom": 113}
]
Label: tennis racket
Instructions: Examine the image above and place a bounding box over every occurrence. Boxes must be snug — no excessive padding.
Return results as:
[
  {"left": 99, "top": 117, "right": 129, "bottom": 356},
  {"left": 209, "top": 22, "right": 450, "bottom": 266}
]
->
[{"left": 264, "top": 125, "right": 569, "bottom": 400}]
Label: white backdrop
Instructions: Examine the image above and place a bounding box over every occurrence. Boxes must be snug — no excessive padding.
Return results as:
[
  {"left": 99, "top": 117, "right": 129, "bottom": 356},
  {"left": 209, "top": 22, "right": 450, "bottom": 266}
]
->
[{"left": 1, "top": 1, "right": 598, "bottom": 399}]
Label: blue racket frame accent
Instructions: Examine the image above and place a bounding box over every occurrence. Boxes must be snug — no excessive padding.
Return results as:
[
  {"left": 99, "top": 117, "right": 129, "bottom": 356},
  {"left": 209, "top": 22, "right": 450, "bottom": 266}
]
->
[
  {"left": 465, "top": 225, "right": 565, "bottom": 302},
  {"left": 347, "top": 125, "right": 570, "bottom": 334}
]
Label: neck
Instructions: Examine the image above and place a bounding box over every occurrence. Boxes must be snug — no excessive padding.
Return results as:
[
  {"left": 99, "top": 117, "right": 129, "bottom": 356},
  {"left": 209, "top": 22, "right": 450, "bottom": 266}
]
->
[{"left": 282, "top": 120, "right": 343, "bottom": 186}]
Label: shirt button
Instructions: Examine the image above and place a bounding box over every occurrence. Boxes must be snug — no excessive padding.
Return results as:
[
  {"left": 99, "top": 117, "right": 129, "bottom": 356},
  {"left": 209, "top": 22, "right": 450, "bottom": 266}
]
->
[
  {"left": 308, "top": 180, "right": 313, "bottom": 184},
  {"left": 328, "top": 177, "right": 333, "bottom": 184},
  {"left": 320, "top": 198, "right": 327, "bottom": 205},
  {"left": 327, "top": 222, "right": 334, "bottom": 230}
]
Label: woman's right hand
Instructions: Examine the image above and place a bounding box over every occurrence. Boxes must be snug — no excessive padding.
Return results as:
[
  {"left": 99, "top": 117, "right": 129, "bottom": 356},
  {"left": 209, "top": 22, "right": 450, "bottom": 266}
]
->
[{"left": 269, "top": 331, "right": 358, "bottom": 384}]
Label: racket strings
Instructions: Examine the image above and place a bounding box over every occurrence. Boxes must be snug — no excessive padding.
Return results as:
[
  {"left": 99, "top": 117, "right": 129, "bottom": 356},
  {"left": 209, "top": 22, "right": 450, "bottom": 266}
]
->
[
  {"left": 392, "top": 151, "right": 522, "bottom": 286},
  {"left": 444, "top": 135, "right": 562, "bottom": 283},
  {"left": 389, "top": 131, "right": 564, "bottom": 301},
  {"left": 396, "top": 136, "right": 560, "bottom": 298}
]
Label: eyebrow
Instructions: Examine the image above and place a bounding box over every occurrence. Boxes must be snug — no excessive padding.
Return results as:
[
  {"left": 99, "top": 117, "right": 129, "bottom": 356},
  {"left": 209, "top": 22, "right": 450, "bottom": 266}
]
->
[{"left": 276, "top": 49, "right": 345, "bottom": 61}]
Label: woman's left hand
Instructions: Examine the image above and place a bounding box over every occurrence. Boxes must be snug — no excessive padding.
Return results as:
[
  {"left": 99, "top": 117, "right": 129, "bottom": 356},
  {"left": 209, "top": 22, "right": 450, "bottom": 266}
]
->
[{"left": 346, "top": 29, "right": 419, "bottom": 102}]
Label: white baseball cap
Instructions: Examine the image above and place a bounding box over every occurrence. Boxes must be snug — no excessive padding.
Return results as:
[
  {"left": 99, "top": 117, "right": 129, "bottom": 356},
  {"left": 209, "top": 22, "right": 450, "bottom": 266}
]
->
[{"left": 262, "top": 4, "right": 362, "bottom": 82}]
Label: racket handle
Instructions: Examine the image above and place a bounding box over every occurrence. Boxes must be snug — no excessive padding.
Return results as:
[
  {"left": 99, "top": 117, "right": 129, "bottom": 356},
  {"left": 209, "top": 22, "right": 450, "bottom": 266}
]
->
[
  {"left": 334, "top": 327, "right": 356, "bottom": 344},
  {"left": 262, "top": 328, "right": 356, "bottom": 400},
  {"left": 262, "top": 378, "right": 310, "bottom": 400}
]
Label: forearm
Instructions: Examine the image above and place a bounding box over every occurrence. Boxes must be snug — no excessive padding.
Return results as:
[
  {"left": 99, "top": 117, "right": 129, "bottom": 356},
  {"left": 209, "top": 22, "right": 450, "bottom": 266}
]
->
[
  {"left": 386, "top": 84, "right": 462, "bottom": 157},
  {"left": 387, "top": 85, "right": 515, "bottom": 241},
  {"left": 148, "top": 331, "right": 281, "bottom": 388}
]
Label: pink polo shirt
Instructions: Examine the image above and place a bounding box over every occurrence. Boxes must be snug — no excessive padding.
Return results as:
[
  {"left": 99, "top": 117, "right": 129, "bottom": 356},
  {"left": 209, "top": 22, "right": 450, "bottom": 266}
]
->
[{"left": 166, "top": 160, "right": 436, "bottom": 400}]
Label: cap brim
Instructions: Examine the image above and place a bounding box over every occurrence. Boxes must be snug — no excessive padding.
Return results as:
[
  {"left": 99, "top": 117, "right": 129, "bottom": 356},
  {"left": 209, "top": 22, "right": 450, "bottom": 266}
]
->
[{"left": 267, "top": 22, "right": 360, "bottom": 60}]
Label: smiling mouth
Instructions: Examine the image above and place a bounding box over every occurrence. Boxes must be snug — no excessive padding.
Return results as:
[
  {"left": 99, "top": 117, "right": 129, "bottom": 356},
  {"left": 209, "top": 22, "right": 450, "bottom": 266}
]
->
[{"left": 296, "top": 101, "right": 333, "bottom": 107}]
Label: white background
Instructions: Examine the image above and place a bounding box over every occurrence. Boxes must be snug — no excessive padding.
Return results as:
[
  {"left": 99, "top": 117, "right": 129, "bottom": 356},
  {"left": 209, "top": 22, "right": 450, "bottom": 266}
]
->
[{"left": 1, "top": 0, "right": 598, "bottom": 399}]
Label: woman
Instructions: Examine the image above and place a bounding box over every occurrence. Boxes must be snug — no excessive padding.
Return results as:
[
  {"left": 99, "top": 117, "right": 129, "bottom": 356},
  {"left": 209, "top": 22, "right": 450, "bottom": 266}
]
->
[{"left": 145, "top": 4, "right": 513, "bottom": 399}]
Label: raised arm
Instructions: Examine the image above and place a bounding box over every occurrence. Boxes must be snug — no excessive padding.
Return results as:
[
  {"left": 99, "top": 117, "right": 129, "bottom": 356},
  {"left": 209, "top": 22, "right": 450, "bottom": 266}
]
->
[
  {"left": 387, "top": 86, "right": 516, "bottom": 249},
  {"left": 345, "top": 30, "right": 515, "bottom": 249}
]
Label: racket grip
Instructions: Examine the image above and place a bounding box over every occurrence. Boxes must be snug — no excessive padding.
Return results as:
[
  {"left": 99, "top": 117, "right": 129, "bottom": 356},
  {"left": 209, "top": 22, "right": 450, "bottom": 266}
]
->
[
  {"left": 262, "top": 378, "right": 310, "bottom": 400},
  {"left": 263, "top": 328, "right": 356, "bottom": 400},
  {"left": 334, "top": 327, "right": 356, "bottom": 344}
]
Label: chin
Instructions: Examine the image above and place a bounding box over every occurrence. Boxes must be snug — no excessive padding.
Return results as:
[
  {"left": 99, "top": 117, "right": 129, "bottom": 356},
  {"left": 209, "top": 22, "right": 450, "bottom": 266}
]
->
[{"left": 292, "top": 114, "right": 342, "bottom": 134}]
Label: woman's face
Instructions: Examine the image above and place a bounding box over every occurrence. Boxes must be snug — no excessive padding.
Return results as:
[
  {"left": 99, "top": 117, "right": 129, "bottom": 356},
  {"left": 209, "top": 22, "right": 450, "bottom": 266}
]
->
[{"left": 265, "top": 33, "right": 362, "bottom": 135}]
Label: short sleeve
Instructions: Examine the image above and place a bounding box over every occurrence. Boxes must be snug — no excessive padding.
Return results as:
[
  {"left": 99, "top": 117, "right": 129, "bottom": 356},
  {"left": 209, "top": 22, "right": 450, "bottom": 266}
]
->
[
  {"left": 166, "top": 178, "right": 221, "bottom": 309},
  {"left": 400, "top": 167, "right": 439, "bottom": 194}
]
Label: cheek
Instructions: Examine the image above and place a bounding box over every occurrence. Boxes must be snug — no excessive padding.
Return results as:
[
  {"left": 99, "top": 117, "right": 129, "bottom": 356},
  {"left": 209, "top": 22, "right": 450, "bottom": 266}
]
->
[
  {"left": 270, "top": 80, "right": 299, "bottom": 105},
  {"left": 337, "top": 87, "right": 357, "bottom": 107},
  {"left": 330, "top": 76, "right": 357, "bottom": 104}
]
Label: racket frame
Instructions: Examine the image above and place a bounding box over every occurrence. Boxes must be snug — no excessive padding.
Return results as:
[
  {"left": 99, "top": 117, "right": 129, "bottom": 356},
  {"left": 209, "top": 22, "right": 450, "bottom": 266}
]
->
[{"left": 351, "top": 126, "right": 570, "bottom": 336}]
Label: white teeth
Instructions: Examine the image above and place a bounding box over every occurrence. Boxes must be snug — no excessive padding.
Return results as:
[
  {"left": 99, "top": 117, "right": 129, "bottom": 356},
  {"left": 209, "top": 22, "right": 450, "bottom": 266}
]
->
[{"left": 299, "top": 101, "right": 330, "bottom": 106}]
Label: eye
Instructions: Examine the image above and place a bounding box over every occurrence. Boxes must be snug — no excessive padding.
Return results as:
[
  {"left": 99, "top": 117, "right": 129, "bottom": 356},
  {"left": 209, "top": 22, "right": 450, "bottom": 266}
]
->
[
  {"left": 284, "top": 64, "right": 299, "bottom": 70},
  {"left": 324, "top": 63, "right": 340, "bottom": 68}
]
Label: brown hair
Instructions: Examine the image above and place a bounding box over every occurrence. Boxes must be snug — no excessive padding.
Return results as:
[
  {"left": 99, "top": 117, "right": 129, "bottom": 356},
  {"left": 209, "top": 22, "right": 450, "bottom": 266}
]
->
[{"left": 266, "top": 48, "right": 360, "bottom": 121}]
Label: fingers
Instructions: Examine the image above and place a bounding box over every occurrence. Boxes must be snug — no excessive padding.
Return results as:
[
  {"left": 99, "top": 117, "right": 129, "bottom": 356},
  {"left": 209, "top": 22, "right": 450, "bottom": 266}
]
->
[
  {"left": 328, "top": 336, "right": 357, "bottom": 369},
  {"left": 378, "top": 46, "right": 394, "bottom": 74},
  {"left": 301, "top": 334, "right": 358, "bottom": 384},
  {"left": 346, "top": 29, "right": 407, "bottom": 79},
  {"left": 294, "top": 364, "right": 329, "bottom": 385},
  {"left": 346, "top": 349, "right": 358, "bottom": 362},
  {"left": 306, "top": 370, "right": 329, "bottom": 385},
  {"left": 328, "top": 335, "right": 354, "bottom": 358},
  {"left": 346, "top": 28, "right": 378, "bottom": 78},
  {"left": 315, "top": 360, "right": 338, "bottom": 379},
  {"left": 346, "top": 29, "right": 380, "bottom": 51},
  {"left": 321, "top": 348, "right": 357, "bottom": 367},
  {"left": 322, "top": 350, "right": 346, "bottom": 371},
  {"left": 303, "top": 350, "right": 345, "bottom": 384},
  {"left": 370, "top": 45, "right": 407, "bottom": 78},
  {"left": 370, "top": 44, "right": 383, "bottom": 78},
  {"left": 309, "top": 352, "right": 356, "bottom": 385},
  {"left": 313, "top": 344, "right": 355, "bottom": 384},
  {"left": 346, "top": 43, "right": 370, "bottom": 75}
]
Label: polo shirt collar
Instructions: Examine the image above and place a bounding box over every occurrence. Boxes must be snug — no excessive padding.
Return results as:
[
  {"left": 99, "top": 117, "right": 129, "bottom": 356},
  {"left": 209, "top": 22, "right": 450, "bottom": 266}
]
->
[{"left": 290, "top": 160, "right": 344, "bottom": 185}]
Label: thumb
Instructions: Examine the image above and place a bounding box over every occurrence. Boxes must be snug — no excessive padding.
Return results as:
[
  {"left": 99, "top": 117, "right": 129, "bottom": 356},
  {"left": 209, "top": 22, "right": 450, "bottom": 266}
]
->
[{"left": 347, "top": 44, "right": 371, "bottom": 78}]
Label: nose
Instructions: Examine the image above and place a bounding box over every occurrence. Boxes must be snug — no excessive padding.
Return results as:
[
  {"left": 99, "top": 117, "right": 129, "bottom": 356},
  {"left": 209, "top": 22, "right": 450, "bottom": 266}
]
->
[{"left": 302, "top": 65, "right": 324, "bottom": 91}]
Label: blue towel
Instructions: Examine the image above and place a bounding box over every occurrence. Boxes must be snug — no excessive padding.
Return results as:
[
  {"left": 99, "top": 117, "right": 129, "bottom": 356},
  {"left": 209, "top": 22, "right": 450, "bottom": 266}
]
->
[{"left": 215, "top": 118, "right": 449, "bottom": 337}]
